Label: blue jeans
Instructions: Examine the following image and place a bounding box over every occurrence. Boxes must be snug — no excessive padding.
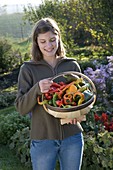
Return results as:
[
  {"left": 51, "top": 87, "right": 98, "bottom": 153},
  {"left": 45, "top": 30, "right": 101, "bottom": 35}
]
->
[{"left": 30, "top": 133, "right": 84, "bottom": 170}]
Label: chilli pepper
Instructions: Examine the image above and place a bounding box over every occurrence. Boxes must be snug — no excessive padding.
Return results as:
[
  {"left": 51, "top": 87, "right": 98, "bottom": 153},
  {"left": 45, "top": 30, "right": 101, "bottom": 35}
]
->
[
  {"left": 37, "top": 96, "right": 48, "bottom": 105},
  {"left": 51, "top": 82, "right": 61, "bottom": 88},
  {"left": 56, "top": 91, "right": 64, "bottom": 99},
  {"left": 52, "top": 93, "right": 58, "bottom": 107},
  {"left": 59, "top": 81, "right": 66, "bottom": 85},
  {"left": 78, "top": 83, "right": 90, "bottom": 92}
]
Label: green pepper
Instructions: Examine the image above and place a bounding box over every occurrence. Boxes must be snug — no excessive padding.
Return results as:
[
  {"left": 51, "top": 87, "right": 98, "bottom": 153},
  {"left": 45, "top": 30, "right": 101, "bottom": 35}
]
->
[
  {"left": 83, "top": 90, "right": 93, "bottom": 102},
  {"left": 52, "top": 93, "right": 58, "bottom": 107},
  {"left": 63, "top": 105, "right": 72, "bottom": 108},
  {"left": 48, "top": 100, "right": 53, "bottom": 105},
  {"left": 78, "top": 83, "right": 90, "bottom": 92}
]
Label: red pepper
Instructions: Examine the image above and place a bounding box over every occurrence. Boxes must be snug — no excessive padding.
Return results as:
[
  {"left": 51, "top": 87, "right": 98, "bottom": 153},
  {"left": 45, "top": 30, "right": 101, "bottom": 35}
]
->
[
  {"left": 56, "top": 91, "right": 64, "bottom": 99},
  {"left": 56, "top": 99, "right": 64, "bottom": 107},
  {"left": 48, "top": 88, "right": 60, "bottom": 94},
  {"left": 59, "top": 81, "right": 66, "bottom": 85},
  {"left": 51, "top": 82, "right": 61, "bottom": 88},
  {"left": 44, "top": 93, "right": 52, "bottom": 100},
  {"left": 44, "top": 93, "right": 49, "bottom": 98},
  {"left": 59, "top": 84, "right": 67, "bottom": 90}
]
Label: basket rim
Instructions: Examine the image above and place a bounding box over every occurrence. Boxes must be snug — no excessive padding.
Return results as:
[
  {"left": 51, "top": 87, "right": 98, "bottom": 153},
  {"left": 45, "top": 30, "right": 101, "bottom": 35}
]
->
[
  {"left": 45, "top": 95, "right": 95, "bottom": 112},
  {"left": 42, "top": 71, "right": 97, "bottom": 113}
]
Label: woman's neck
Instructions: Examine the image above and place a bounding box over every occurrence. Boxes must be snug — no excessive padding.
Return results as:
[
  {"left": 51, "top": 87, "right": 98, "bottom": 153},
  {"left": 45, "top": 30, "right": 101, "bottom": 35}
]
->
[{"left": 44, "top": 56, "right": 58, "bottom": 68}]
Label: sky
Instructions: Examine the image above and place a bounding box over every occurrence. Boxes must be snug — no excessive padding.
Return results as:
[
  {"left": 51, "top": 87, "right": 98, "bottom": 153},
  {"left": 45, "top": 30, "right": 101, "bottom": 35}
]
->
[{"left": 0, "top": 0, "right": 42, "bottom": 5}]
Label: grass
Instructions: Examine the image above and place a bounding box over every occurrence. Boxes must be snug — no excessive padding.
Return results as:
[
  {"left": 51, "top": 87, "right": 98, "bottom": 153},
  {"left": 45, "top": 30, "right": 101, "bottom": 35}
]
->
[
  {"left": 0, "top": 144, "right": 32, "bottom": 170},
  {"left": 0, "top": 106, "right": 16, "bottom": 115},
  {"left": 13, "top": 38, "right": 31, "bottom": 55}
]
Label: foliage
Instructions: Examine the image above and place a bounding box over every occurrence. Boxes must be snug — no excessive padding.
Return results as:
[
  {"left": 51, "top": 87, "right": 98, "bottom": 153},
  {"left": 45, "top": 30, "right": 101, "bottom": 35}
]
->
[
  {"left": 82, "top": 131, "right": 113, "bottom": 170},
  {"left": 0, "top": 111, "right": 30, "bottom": 144},
  {"left": 0, "top": 106, "right": 16, "bottom": 115},
  {"left": 0, "top": 91, "right": 16, "bottom": 109},
  {"left": 0, "top": 38, "right": 22, "bottom": 72},
  {"left": 9, "top": 127, "right": 31, "bottom": 167},
  {"left": 0, "top": 144, "right": 31, "bottom": 170},
  {"left": 23, "top": 0, "right": 113, "bottom": 54}
]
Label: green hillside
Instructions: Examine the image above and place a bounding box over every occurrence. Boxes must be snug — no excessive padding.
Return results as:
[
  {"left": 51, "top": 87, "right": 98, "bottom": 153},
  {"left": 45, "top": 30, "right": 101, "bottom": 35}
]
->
[{"left": 0, "top": 13, "right": 32, "bottom": 39}]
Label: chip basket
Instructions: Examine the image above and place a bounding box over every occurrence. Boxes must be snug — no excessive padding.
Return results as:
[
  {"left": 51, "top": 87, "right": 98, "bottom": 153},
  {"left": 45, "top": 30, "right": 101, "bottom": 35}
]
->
[{"left": 42, "top": 71, "right": 97, "bottom": 124}]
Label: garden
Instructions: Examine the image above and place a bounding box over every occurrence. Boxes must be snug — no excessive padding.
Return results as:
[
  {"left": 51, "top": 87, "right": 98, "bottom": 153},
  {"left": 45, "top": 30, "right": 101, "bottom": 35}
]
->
[{"left": 0, "top": 0, "right": 113, "bottom": 170}]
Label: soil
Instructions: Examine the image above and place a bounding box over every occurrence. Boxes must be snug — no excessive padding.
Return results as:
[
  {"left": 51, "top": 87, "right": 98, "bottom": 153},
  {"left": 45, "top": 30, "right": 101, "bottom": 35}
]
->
[{"left": 0, "top": 68, "right": 20, "bottom": 90}]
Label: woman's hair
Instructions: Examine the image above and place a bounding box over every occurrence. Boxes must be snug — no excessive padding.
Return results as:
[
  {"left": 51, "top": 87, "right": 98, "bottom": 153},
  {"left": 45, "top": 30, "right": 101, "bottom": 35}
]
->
[{"left": 31, "top": 17, "right": 66, "bottom": 61}]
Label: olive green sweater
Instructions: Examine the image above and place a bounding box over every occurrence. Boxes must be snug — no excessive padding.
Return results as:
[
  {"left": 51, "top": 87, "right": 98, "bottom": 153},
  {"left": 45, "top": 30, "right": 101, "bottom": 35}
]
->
[{"left": 15, "top": 57, "right": 83, "bottom": 140}]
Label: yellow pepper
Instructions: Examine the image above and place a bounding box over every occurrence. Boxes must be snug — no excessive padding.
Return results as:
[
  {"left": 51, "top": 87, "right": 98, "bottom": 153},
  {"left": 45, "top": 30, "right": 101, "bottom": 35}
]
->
[{"left": 66, "top": 84, "right": 77, "bottom": 94}]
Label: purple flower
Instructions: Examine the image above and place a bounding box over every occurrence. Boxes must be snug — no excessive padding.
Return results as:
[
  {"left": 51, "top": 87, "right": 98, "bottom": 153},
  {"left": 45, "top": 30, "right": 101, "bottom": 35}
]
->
[{"left": 83, "top": 57, "right": 113, "bottom": 105}]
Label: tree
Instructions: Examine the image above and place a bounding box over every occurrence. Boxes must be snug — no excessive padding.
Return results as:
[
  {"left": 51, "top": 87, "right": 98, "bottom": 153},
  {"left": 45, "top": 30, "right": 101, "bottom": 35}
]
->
[{"left": 23, "top": 0, "right": 113, "bottom": 53}]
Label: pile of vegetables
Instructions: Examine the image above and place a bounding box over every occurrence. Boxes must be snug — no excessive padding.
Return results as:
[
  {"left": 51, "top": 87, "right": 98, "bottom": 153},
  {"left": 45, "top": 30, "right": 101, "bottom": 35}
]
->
[{"left": 38, "top": 75, "right": 93, "bottom": 108}]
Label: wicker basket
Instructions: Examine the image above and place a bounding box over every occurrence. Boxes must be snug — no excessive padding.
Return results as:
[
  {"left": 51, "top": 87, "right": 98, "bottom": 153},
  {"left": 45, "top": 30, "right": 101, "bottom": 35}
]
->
[{"left": 43, "top": 71, "right": 96, "bottom": 124}]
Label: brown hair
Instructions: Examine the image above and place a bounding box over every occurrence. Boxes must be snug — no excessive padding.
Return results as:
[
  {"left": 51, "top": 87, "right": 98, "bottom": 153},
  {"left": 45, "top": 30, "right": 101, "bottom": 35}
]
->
[{"left": 31, "top": 17, "right": 66, "bottom": 61}]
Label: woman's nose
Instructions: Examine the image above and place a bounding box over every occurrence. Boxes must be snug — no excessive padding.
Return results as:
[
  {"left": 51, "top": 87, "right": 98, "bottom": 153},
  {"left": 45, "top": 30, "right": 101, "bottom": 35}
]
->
[{"left": 46, "top": 41, "right": 52, "bottom": 48}]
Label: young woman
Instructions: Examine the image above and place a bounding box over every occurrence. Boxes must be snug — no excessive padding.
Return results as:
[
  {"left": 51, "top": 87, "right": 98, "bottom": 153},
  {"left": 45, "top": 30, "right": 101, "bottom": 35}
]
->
[{"left": 15, "top": 17, "right": 84, "bottom": 170}]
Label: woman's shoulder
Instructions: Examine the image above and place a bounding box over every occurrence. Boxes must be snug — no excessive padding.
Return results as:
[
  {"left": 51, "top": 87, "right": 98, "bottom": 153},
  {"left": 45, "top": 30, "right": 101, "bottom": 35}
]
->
[
  {"left": 20, "top": 60, "right": 40, "bottom": 68},
  {"left": 60, "top": 56, "right": 78, "bottom": 64}
]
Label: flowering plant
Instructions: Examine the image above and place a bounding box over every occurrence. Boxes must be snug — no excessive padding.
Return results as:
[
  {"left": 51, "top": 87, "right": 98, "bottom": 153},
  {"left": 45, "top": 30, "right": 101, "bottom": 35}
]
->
[
  {"left": 84, "top": 56, "right": 113, "bottom": 111},
  {"left": 94, "top": 112, "right": 113, "bottom": 132}
]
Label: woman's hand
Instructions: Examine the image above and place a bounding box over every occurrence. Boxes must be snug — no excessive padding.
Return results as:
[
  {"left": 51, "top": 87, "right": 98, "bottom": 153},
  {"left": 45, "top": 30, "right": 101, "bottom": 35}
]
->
[
  {"left": 60, "top": 115, "right": 86, "bottom": 125},
  {"left": 69, "top": 115, "right": 86, "bottom": 124},
  {"left": 39, "top": 78, "right": 53, "bottom": 93}
]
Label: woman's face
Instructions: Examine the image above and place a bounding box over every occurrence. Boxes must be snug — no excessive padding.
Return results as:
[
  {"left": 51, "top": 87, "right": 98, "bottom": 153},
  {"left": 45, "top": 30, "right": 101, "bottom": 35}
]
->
[{"left": 37, "top": 31, "right": 59, "bottom": 59}]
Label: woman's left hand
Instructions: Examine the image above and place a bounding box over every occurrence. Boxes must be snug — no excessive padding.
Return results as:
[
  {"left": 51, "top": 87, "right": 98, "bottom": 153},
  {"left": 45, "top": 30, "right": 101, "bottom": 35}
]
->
[{"left": 60, "top": 115, "right": 86, "bottom": 125}]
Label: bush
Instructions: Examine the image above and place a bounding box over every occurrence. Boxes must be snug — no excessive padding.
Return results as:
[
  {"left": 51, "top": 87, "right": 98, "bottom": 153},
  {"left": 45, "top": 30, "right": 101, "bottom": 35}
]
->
[
  {"left": 0, "top": 91, "right": 16, "bottom": 109},
  {"left": 0, "top": 111, "right": 30, "bottom": 144},
  {"left": 82, "top": 131, "right": 113, "bottom": 170},
  {"left": 9, "top": 127, "right": 31, "bottom": 167},
  {"left": 0, "top": 38, "right": 22, "bottom": 72}
]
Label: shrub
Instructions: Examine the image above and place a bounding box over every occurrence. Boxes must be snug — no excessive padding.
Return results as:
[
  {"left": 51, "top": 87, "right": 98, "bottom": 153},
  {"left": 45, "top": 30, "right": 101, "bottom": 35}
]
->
[
  {"left": 82, "top": 131, "right": 113, "bottom": 170},
  {"left": 0, "top": 91, "right": 16, "bottom": 109},
  {"left": 0, "top": 38, "right": 22, "bottom": 73},
  {"left": 0, "top": 111, "right": 30, "bottom": 144},
  {"left": 9, "top": 127, "right": 31, "bottom": 167}
]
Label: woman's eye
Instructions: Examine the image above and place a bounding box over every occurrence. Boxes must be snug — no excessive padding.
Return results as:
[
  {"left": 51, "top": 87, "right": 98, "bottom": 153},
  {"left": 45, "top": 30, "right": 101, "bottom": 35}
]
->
[
  {"left": 40, "top": 41, "right": 46, "bottom": 43},
  {"left": 50, "top": 38, "right": 56, "bottom": 42}
]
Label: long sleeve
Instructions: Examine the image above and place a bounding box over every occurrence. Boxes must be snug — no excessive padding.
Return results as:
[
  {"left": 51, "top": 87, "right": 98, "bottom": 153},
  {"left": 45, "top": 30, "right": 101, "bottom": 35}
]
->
[{"left": 15, "top": 65, "right": 41, "bottom": 115}]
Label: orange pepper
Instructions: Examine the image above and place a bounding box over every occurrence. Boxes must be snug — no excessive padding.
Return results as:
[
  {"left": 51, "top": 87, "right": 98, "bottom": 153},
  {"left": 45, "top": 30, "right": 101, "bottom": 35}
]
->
[
  {"left": 73, "top": 91, "right": 85, "bottom": 105},
  {"left": 63, "top": 94, "right": 73, "bottom": 105}
]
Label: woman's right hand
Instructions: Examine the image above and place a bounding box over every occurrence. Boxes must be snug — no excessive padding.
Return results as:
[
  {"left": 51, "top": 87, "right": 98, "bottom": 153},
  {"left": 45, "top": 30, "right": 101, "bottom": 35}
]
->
[{"left": 39, "top": 78, "right": 53, "bottom": 93}]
